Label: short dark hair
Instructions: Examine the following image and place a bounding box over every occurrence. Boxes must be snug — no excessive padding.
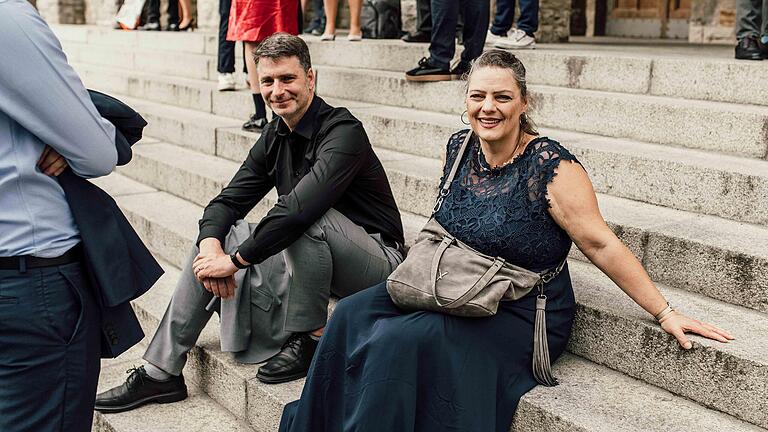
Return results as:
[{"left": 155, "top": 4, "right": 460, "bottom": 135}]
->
[{"left": 254, "top": 33, "right": 312, "bottom": 72}]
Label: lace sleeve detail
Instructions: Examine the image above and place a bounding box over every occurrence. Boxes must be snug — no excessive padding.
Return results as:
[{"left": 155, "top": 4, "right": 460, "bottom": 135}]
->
[{"left": 526, "top": 139, "right": 583, "bottom": 210}]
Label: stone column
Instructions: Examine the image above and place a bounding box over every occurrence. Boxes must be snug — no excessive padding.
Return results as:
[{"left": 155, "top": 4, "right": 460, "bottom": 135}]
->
[
  {"left": 36, "top": 0, "right": 86, "bottom": 24},
  {"left": 537, "top": 0, "right": 570, "bottom": 42}
]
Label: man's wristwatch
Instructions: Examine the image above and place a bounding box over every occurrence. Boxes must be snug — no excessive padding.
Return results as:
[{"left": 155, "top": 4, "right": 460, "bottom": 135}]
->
[{"left": 230, "top": 252, "right": 248, "bottom": 269}]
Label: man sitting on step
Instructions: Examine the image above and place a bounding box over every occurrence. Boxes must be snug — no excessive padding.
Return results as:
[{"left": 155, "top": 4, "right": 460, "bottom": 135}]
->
[{"left": 95, "top": 33, "right": 405, "bottom": 413}]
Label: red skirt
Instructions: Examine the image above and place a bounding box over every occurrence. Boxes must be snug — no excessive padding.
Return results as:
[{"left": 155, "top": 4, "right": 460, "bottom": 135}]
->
[{"left": 227, "top": 0, "right": 299, "bottom": 42}]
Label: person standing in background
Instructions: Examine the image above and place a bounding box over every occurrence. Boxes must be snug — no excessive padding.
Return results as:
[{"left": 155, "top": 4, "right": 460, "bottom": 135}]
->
[
  {"left": 487, "top": 0, "right": 538, "bottom": 49},
  {"left": 0, "top": 2, "right": 118, "bottom": 430},
  {"left": 228, "top": 0, "right": 301, "bottom": 131},
  {"left": 320, "top": 0, "right": 363, "bottom": 41},
  {"left": 303, "top": 0, "right": 326, "bottom": 35},
  {"left": 217, "top": 0, "right": 249, "bottom": 90},
  {"left": 138, "top": 0, "right": 179, "bottom": 30}
]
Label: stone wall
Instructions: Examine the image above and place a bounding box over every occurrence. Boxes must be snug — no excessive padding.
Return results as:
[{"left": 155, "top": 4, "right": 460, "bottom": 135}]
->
[
  {"left": 538, "top": 0, "right": 570, "bottom": 42},
  {"left": 36, "top": 0, "right": 86, "bottom": 24},
  {"left": 689, "top": 0, "right": 736, "bottom": 44}
]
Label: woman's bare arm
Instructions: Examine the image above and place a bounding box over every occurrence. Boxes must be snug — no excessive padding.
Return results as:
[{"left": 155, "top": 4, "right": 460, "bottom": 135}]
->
[{"left": 546, "top": 160, "right": 733, "bottom": 349}]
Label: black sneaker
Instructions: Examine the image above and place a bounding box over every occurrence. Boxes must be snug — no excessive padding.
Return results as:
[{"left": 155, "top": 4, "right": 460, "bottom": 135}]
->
[
  {"left": 137, "top": 21, "right": 161, "bottom": 31},
  {"left": 94, "top": 366, "right": 188, "bottom": 413},
  {"left": 405, "top": 57, "right": 452, "bottom": 82},
  {"left": 450, "top": 61, "right": 471, "bottom": 80},
  {"left": 256, "top": 333, "right": 319, "bottom": 384},
  {"left": 735, "top": 36, "right": 763, "bottom": 60},
  {"left": 166, "top": 22, "right": 180, "bottom": 31},
  {"left": 242, "top": 114, "right": 268, "bottom": 132}
]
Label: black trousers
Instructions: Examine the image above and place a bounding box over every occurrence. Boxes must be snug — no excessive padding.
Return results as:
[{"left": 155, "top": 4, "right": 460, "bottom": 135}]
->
[
  {"left": 146, "top": 0, "right": 179, "bottom": 25},
  {"left": 0, "top": 261, "right": 101, "bottom": 432},
  {"left": 428, "top": 0, "right": 489, "bottom": 69}
]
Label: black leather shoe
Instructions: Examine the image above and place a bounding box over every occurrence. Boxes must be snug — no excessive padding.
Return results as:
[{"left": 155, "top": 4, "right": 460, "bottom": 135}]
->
[
  {"left": 401, "top": 30, "right": 431, "bottom": 43},
  {"left": 450, "top": 61, "right": 471, "bottom": 80},
  {"left": 94, "top": 366, "right": 187, "bottom": 413},
  {"left": 760, "top": 38, "right": 768, "bottom": 59},
  {"left": 405, "top": 57, "right": 452, "bottom": 82},
  {"left": 242, "top": 114, "right": 268, "bottom": 132},
  {"left": 735, "top": 36, "right": 763, "bottom": 60},
  {"left": 137, "top": 21, "right": 161, "bottom": 31},
  {"left": 257, "top": 333, "right": 318, "bottom": 384},
  {"left": 166, "top": 22, "right": 179, "bottom": 31}
]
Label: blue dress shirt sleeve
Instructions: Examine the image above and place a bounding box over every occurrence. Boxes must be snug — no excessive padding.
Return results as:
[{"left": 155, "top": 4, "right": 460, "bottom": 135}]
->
[{"left": 0, "top": 0, "right": 117, "bottom": 178}]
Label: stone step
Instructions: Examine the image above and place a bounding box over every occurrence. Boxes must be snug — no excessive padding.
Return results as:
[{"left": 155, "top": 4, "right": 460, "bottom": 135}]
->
[
  {"left": 122, "top": 90, "right": 768, "bottom": 227},
  {"left": 114, "top": 140, "right": 768, "bottom": 314},
  {"left": 72, "top": 61, "right": 768, "bottom": 159},
  {"left": 54, "top": 25, "right": 768, "bottom": 108},
  {"left": 93, "top": 340, "right": 257, "bottom": 432},
  {"left": 91, "top": 173, "right": 768, "bottom": 430},
  {"left": 313, "top": 65, "right": 768, "bottom": 158}
]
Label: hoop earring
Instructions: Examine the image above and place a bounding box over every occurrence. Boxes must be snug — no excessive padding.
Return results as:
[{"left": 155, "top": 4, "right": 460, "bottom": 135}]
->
[{"left": 461, "top": 110, "right": 470, "bottom": 125}]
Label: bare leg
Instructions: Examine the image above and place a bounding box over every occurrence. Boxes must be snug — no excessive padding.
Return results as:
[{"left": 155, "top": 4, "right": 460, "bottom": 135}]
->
[
  {"left": 348, "top": 0, "right": 362, "bottom": 36},
  {"left": 244, "top": 41, "right": 260, "bottom": 94},
  {"left": 323, "top": 0, "right": 338, "bottom": 35},
  {"left": 179, "top": 0, "right": 193, "bottom": 27}
]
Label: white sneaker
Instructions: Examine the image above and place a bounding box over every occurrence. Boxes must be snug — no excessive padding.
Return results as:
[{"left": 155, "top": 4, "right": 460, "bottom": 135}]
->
[
  {"left": 494, "top": 29, "right": 536, "bottom": 49},
  {"left": 485, "top": 29, "right": 507, "bottom": 45},
  {"left": 218, "top": 73, "right": 236, "bottom": 91}
]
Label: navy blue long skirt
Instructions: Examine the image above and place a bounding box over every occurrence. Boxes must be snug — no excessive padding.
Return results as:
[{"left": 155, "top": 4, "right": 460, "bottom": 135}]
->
[{"left": 279, "top": 276, "right": 575, "bottom": 432}]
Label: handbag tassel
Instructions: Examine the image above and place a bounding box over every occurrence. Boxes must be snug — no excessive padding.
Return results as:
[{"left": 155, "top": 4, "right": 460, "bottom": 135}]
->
[{"left": 532, "top": 294, "right": 559, "bottom": 387}]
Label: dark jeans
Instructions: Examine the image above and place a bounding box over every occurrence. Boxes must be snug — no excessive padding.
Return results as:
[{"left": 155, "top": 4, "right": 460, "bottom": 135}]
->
[
  {"left": 0, "top": 261, "right": 101, "bottom": 432},
  {"left": 429, "top": 0, "right": 489, "bottom": 70},
  {"left": 307, "top": 0, "right": 326, "bottom": 30},
  {"left": 146, "top": 0, "right": 179, "bottom": 25},
  {"left": 490, "top": 0, "right": 539, "bottom": 36}
]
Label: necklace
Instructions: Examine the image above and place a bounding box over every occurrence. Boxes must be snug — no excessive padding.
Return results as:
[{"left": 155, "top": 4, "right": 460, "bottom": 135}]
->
[{"left": 476, "top": 133, "right": 528, "bottom": 172}]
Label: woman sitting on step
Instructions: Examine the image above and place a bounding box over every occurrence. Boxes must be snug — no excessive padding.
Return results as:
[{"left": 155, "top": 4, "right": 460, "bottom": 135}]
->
[{"left": 277, "top": 49, "right": 734, "bottom": 432}]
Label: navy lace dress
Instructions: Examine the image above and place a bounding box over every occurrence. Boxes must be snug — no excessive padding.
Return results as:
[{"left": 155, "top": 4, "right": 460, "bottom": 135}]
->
[{"left": 279, "top": 130, "right": 581, "bottom": 432}]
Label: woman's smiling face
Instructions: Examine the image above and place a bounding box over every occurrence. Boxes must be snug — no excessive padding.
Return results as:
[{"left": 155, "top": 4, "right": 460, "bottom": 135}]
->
[{"left": 465, "top": 66, "right": 528, "bottom": 145}]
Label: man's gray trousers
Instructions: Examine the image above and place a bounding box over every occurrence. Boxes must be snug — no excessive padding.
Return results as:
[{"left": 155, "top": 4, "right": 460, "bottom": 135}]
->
[{"left": 143, "top": 209, "right": 403, "bottom": 375}]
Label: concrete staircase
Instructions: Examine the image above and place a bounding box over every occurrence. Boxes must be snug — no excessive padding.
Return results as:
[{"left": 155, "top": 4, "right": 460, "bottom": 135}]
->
[{"left": 49, "top": 26, "right": 768, "bottom": 432}]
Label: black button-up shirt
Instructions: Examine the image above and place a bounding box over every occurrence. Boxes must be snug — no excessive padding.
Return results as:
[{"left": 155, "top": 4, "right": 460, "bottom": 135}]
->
[{"left": 197, "top": 96, "right": 404, "bottom": 264}]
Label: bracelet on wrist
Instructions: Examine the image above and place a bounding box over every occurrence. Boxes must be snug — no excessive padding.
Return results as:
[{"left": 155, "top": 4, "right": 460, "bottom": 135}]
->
[{"left": 654, "top": 303, "right": 675, "bottom": 323}]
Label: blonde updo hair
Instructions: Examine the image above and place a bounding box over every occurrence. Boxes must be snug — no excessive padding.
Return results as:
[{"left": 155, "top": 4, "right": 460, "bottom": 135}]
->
[{"left": 463, "top": 49, "right": 538, "bottom": 137}]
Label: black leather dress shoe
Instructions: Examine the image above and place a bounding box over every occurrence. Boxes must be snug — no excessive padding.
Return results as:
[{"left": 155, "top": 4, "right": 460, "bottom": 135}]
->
[
  {"left": 735, "top": 36, "right": 763, "bottom": 60},
  {"left": 405, "top": 57, "right": 452, "bottom": 82},
  {"left": 257, "top": 333, "right": 319, "bottom": 384},
  {"left": 401, "top": 31, "right": 431, "bottom": 43},
  {"left": 242, "top": 114, "right": 268, "bottom": 132},
  {"left": 94, "top": 366, "right": 188, "bottom": 413},
  {"left": 137, "top": 21, "right": 161, "bottom": 31},
  {"left": 166, "top": 23, "right": 179, "bottom": 31}
]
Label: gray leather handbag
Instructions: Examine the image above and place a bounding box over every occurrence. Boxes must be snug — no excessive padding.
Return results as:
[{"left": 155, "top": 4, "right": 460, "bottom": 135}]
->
[{"left": 386, "top": 130, "right": 564, "bottom": 386}]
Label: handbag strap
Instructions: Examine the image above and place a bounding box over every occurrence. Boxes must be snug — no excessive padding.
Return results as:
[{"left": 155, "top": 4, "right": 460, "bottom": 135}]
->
[
  {"left": 433, "top": 130, "right": 473, "bottom": 214},
  {"left": 429, "top": 235, "right": 507, "bottom": 309}
]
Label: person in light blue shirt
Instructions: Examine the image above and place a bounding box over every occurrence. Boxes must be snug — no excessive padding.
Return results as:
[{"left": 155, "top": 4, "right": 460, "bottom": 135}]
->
[{"left": 0, "top": 1, "right": 118, "bottom": 430}]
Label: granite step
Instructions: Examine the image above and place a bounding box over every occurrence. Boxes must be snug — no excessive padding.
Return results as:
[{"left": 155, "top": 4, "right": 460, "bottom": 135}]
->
[
  {"left": 114, "top": 140, "right": 768, "bottom": 314},
  {"left": 149, "top": 90, "right": 768, "bottom": 226},
  {"left": 92, "top": 173, "right": 768, "bottom": 429},
  {"left": 313, "top": 65, "right": 768, "bottom": 158},
  {"left": 55, "top": 25, "right": 768, "bottom": 107},
  {"left": 71, "top": 61, "right": 768, "bottom": 159},
  {"left": 93, "top": 339, "right": 257, "bottom": 432}
]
